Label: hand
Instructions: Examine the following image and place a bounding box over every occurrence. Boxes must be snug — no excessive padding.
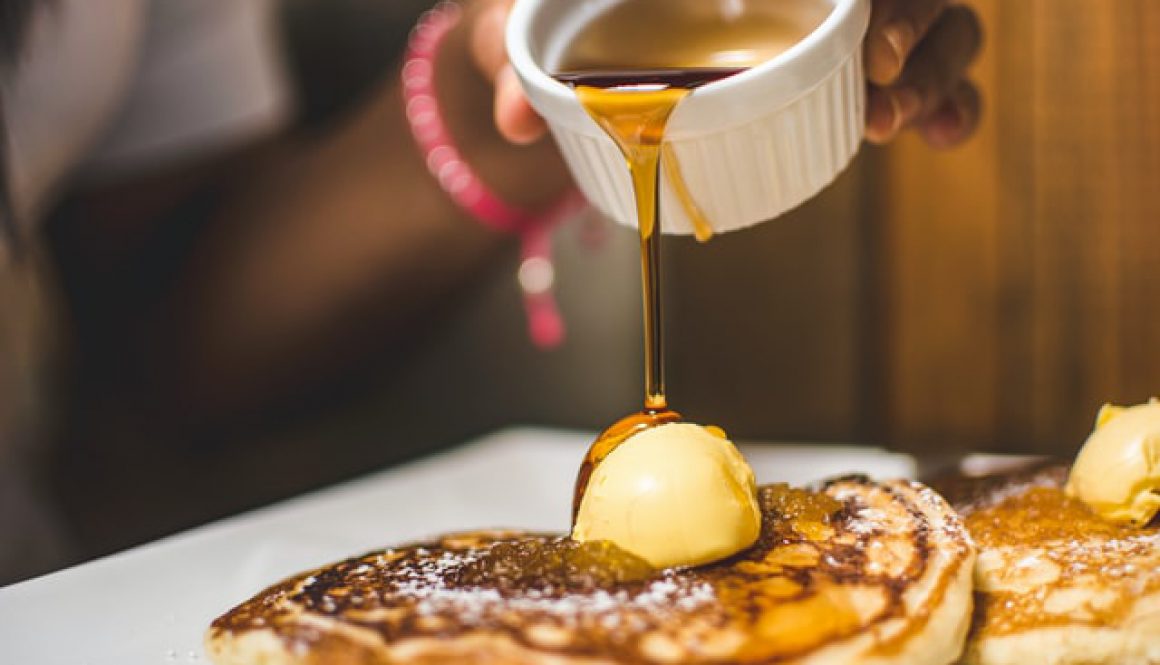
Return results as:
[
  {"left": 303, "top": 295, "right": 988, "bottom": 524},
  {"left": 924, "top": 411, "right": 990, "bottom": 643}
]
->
[
  {"left": 863, "top": 0, "right": 983, "bottom": 148},
  {"left": 469, "top": 0, "right": 548, "bottom": 145},
  {"left": 479, "top": 0, "right": 982, "bottom": 149},
  {"left": 441, "top": 0, "right": 571, "bottom": 205}
]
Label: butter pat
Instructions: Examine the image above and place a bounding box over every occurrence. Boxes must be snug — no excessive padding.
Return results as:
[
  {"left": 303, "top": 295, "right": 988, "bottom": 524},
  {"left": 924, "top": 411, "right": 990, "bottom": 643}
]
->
[
  {"left": 572, "top": 423, "right": 761, "bottom": 568},
  {"left": 1066, "top": 398, "right": 1160, "bottom": 526}
]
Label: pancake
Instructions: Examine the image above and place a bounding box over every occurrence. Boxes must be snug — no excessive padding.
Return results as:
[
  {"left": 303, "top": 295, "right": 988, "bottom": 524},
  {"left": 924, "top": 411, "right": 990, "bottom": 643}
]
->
[
  {"left": 934, "top": 464, "right": 1160, "bottom": 665},
  {"left": 207, "top": 477, "right": 974, "bottom": 664}
]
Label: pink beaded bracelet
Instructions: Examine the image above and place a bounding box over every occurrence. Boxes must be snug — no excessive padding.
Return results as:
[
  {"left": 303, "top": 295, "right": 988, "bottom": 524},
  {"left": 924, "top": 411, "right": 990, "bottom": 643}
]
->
[{"left": 402, "top": 2, "right": 586, "bottom": 349}]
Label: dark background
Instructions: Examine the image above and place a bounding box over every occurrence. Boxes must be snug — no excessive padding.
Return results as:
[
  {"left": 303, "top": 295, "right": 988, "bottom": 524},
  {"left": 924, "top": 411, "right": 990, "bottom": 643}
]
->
[{"left": 37, "top": 0, "right": 1160, "bottom": 573}]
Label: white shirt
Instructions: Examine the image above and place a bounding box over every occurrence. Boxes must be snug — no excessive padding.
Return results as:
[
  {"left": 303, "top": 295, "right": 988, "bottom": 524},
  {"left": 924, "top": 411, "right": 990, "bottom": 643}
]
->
[
  {"left": 0, "top": 0, "right": 290, "bottom": 582},
  {"left": 4, "top": 0, "right": 289, "bottom": 225}
]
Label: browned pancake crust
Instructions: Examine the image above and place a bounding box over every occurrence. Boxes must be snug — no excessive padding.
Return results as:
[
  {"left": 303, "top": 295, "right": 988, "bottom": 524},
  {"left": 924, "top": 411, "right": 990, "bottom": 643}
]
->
[
  {"left": 935, "top": 464, "right": 1160, "bottom": 639},
  {"left": 210, "top": 479, "right": 970, "bottom": 663}
]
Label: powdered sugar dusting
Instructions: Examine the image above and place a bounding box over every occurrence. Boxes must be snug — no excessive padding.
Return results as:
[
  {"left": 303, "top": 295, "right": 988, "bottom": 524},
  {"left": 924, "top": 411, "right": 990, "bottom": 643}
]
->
[
  {"left": 385, "top": 547, "right": 717, "bottom": 628},
  {"left": 278, "top": 536, "right": 721, "bottom": 635}
]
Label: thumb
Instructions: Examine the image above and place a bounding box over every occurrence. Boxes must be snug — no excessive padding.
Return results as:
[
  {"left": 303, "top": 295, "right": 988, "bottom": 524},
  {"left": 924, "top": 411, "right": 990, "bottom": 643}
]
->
[
  {"left": 494, "top": 65, "right": 548, "bottom": 145},
  {"left": 469, "top": 0, "right": 548, "bottom": 144}
]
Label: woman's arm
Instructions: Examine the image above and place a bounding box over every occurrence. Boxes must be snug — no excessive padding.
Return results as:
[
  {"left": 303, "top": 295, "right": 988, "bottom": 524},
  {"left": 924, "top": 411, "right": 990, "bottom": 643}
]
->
[
  {"left": 151, "top": 0, "right": 572, "bottom": 418},
  {"left": 63, "top": 0, "right": 982, "bottom": 423}
]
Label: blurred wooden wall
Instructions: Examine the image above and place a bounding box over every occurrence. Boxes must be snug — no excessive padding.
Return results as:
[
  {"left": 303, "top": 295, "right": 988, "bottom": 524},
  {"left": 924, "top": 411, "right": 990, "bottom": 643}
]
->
[
  {"left": 671, "top": 0, "right": 1160, "bottom": 455},
  {"left": 868, "top": 0, "right": 1160, "bottom": 454}
]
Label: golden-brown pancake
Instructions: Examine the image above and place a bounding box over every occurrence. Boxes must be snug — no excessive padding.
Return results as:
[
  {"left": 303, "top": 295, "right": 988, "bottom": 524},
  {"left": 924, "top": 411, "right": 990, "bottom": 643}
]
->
[
  {"left": 207, "top": 477, "right": 974, "bottom": 664},
  {"left": 935, "top": 464, "right": 1160, "bottom": 665}
]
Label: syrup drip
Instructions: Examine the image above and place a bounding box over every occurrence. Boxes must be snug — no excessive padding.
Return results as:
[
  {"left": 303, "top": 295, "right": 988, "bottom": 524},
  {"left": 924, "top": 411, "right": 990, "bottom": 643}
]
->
[
  {"left": 555, "top": 0, "right": 826, "bottom": 522},
  {"left": 557, "top": 69, "right": 740, "bottom": 520}
]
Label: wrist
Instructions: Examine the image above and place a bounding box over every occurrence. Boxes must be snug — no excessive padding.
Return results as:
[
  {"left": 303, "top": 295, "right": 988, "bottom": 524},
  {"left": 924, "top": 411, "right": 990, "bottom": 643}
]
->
[
  {"left": 431, "top": 3, "right": 574, "bottom": 212},
  {"left": 402, "top": 2, "right": 586, "bottom": 349}
]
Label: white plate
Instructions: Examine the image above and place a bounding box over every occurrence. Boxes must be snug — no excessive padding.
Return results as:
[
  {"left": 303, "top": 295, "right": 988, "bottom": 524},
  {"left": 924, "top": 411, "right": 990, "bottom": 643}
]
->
[{"left": 0, "top": 427, "right": 914, "bottom": 665}]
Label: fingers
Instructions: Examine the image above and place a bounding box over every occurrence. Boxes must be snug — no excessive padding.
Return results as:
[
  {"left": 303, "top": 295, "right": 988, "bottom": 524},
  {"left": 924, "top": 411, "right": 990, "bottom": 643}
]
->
[
  {"left": 866, "top": 0, "right": 949, "bottom": 86},
  {"left": 478, "top": 1, "right": 977, "bottom": 148},
  {"left": 869, "top": 78, "right": 982, "bottom": 149},
  {"left": 470, "top": 1, "right": 509, "bottom": 82},
  {"left": 494, "top": 66, "right": 549, "bottom": 144},
  {"left": 896, "top": 5, "right": 982, "bottom": 111},
  {"left": 865, "top": 3, "right": 983, "bottom": 147},
  {"left": 865, "top": 85, "right": 922, "bottom": 144},
  {"left": 918, "top": 78, "right": 981, "bottom": 149},
  {"left": 469, "top": 0, "right": 549, "bottom": 144}
]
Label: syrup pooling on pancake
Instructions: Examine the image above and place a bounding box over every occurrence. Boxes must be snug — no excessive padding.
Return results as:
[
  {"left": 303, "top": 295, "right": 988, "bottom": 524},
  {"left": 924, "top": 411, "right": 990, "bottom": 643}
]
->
[
  {"left": 210, "top": 479, "right": 973, "bottom": 664},
  {"left": 943, "top": 465, "right": 1160, "bottom": 641}
]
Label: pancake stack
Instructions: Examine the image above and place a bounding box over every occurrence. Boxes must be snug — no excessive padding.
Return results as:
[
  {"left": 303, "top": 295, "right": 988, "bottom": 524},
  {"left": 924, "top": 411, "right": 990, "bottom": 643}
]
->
[
  {"left": 207, "top": 478, "right": 974, "bottom": 664},
  {"left": 935, "top": 464, "right": 1160, "bottom": 665},
  {"left": 208, "top": 463, "right": 1160, "bottom": 664}
]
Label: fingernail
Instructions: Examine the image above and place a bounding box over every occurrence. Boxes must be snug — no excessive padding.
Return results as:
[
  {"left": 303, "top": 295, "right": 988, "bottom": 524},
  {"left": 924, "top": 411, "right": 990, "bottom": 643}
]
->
[
  {"left": 884, "top": 20, "right": 915, "bottom": 61},
  {"left": 864, "top": 90, "right": 894, "bottom": 143},
  {"left": 867, "top": 33, "right": 898, "bottom": 84},
  {"left": 870, "top": 21, "right": 914, "bottom": 84},
  {"left": 894, "top": 88, "right": 922, "bottom": 126},
  {"left": 887, "top": 94, "right": 904, "bottom": 136}
]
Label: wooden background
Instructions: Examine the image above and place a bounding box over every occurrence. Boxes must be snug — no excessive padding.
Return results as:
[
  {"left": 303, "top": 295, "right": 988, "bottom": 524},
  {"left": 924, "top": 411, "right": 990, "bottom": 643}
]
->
[{"left": 670, "top": 0, "right": 1160, "bottom": 455}]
